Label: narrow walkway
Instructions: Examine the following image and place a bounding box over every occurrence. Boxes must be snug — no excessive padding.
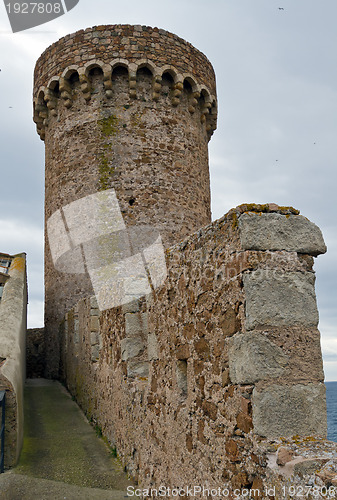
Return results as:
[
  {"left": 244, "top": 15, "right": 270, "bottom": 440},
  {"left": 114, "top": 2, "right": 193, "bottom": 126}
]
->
[{"left": 0, "top": 379, "right": 133, "bottom": 500}]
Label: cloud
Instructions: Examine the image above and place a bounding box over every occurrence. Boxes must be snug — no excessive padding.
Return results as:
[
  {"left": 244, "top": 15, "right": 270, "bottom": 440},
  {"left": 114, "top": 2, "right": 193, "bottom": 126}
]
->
[{"left": 0, "top": 0, "right": 336, "bottom": 378}]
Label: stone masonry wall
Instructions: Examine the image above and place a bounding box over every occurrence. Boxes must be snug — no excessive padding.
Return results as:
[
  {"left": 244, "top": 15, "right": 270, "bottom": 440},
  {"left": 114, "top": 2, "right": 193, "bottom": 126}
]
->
[
  {"left": 26, "top": 328, "right": 45, "bottom": 378},
  {"left": 59, "top": 204, "right": 337, "bottom": 498}
]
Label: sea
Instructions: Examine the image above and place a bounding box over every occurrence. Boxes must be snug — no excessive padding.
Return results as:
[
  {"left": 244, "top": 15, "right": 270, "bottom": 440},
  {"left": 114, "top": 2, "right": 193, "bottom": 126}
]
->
[{"left": 326, "top": 381, "right": 337, "bottom": 442}]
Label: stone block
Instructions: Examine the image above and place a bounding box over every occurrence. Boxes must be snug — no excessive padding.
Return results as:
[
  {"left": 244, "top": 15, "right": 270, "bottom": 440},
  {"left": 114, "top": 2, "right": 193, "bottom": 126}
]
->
[
  {"left": 127, "top": 361, "right": 149, "bottom": 378},
  {"left": 125, "top": 312, "right": 148, "bottom": 337},
  {"left": 121, "top": 337, "right": 145, "bottom": 361},
  {"left": 148, "top": 333, "right": 158, "bottom": 360},
  {"left": 243, "top": 271, "right": 319, "bottom": 329},
  {"left": 228, "top": 332, "right": 289, "bottom": 384},
  {"left": 276, "top": 447, "right": 294, "bottom": 466},
  {"left": 90, "top": 332, "right": 98, "bottom": 346},
  {"left": 239, "top": 213, "right": 327, "bottom": 256},
  {"left": 176, "top": 360, "right": 187, "bottom": 395},
  {"left": 252, "top": 383, "right": 327, "bottom": 438},
  {"left": 90, "top": 296, "right": 99, "bottom": 309},
  {"left": 90, "top": 316, "right": 99, "bottom": 332},
  {"left": 91, "top": 344, "right": 100, "bottom": 362},
  {"left": 125, "top": 313, "right": 142, "bottom": 336},
  {"left": 293, "top": 458, "right": 329, "bottom": 476}
]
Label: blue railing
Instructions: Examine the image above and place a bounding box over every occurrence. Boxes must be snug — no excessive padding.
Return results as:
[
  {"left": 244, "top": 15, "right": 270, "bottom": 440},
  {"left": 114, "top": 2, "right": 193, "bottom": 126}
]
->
[{"left": 0, "top": 390, "right": 5, "bottom": 473}]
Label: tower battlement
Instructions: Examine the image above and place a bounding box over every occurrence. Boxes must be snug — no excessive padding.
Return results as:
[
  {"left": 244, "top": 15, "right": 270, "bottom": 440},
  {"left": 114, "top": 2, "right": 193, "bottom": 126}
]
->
[{"left": 33, "top": 25, "right": 217, "bottom": 141}]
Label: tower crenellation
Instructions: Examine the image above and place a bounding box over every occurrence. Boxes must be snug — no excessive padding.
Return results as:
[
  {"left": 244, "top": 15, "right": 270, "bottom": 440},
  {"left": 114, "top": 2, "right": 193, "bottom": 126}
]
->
[{"left": 33, "top": 24, "right": 217, "bottom": 141}]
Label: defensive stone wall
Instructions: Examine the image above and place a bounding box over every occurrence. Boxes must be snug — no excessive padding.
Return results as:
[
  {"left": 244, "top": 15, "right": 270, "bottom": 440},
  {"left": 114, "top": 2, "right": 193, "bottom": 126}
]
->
[
  {"left": 0, "top": 253, "right": 27, "bottom": 467},
  {"left": 59, "top": 204, "right": 337, "bottom": 497}
]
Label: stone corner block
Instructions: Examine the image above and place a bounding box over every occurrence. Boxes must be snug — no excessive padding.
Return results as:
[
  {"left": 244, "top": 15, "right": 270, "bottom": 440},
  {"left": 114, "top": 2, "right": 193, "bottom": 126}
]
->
[
  {"left": 228, "top": 332, "right": 288, "bottom": 384},
  {"left": 238, "top": 213, "right": 327, "bottom": 256},
  {"left": 252, "top": 383, "right": 327, "bottom": 439},
  {"left": 243, "top": 270, "right": 319, "bottom": 329}
]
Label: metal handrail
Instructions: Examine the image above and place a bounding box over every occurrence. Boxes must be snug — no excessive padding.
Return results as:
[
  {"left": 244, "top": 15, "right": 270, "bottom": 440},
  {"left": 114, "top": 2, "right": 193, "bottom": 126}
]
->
[{"left": 0, "top": 391, "right": 5, "bottom": 473}]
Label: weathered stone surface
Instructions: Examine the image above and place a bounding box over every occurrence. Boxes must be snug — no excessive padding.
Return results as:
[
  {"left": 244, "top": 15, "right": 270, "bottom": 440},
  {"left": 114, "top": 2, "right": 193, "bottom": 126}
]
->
[
  {"left": 239, "top": 213, "right": 327, "bottom": 256},
  {"left": 176, "top": 360, "right": 187, "bottom": 395},
  {"left": 236, "top": 412, "right": 253, "bottom": 434},
  {"left": 127, "top": 361, "right": 149, "bottom": 378},
  {"left": 125, "top": 313, "right": 145, "bottom": 337},
  {"left": 293, "top": 458, "right": 329, "bottom": 476},
  {"left": 121, "top": 338, "right": 145, "bottom": 361},
  {"left": 276, "top": 447, "right": 294, "bottom": 466},
  {"left": 252, "top": 383, "right": 327, "bottom": 438},
  {"left": 90, "top": 316, "right": 99, "bottom": 332},
  {"left": 228, "top": 332, "right": 289, "bottom": 384},
  {"left": 122, "top": 299, "right": 140, "bottom": 314},
  {"left": 147, "top": 333, "right": 158, "bottom": 360},
  {"left": 244, "top": 270, "right": 319, "bottom": 329},
  {"left": 26, "top": 327, "right": 45, "bottom": 378}
]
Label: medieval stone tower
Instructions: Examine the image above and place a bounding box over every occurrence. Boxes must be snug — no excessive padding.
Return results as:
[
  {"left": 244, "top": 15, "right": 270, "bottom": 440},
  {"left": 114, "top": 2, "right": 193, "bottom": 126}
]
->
[{"left": 33, "top": 25, "right": 217, "bottom": 377}]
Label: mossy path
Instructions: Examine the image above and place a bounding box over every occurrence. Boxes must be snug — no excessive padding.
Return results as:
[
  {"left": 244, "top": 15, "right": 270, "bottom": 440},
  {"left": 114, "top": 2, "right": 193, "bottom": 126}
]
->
[{"left": 0, "top": 379, "right": 133, "bottom": 499}]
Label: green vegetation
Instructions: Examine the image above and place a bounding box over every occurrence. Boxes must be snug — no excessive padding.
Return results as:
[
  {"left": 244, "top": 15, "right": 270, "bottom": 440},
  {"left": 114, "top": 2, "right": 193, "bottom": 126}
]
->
[
  {"left": 97, "top": 114, "right": 118, "bottom": 137},
  {"left": 96, "top": 114, "right": 119, "bottom": 190}
]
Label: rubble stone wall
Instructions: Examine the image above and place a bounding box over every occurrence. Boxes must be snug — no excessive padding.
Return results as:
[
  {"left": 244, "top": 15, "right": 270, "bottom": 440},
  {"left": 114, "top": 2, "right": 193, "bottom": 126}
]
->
[{"left": 60, "top": 205, "right": 336, "bottom": 497}]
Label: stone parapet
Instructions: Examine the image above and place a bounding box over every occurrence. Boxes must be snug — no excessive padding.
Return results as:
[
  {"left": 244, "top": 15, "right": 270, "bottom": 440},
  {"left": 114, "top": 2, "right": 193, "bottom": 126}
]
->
[
  {"left": 0, "top": 253, "right": 27, "bottom": 468},
  {"left": 59, "top": 204, "right": 330, "bottom": 494}
]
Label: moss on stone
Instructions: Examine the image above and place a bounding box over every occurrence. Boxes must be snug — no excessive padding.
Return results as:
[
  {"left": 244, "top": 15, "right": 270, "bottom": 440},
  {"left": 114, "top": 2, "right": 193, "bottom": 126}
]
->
[
  {"left": 96, "top": 115, "right": 117, "bottom": 190},
  {"left": 97, "top": 114, "right": 118, "bottom": 137},
  {"left": 231, "top": 211, "right": 239, "bottom": 230},
  {"left": 98, "top": 150, "right": 115, "bottom": 191},
  {"left": 236, "top": 203, "right": 300, "bottom": 216}
]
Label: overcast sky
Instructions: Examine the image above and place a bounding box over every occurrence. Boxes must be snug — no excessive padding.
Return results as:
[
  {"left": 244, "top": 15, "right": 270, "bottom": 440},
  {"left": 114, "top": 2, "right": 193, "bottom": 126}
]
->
[{"left": 0, "top": 0, "right": 336, "bottom": 379}]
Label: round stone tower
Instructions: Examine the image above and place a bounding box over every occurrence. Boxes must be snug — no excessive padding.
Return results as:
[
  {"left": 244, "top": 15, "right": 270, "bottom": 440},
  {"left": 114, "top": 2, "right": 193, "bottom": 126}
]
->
[{"left": 33, "top": 25, "right": 217, "bottom": 376}]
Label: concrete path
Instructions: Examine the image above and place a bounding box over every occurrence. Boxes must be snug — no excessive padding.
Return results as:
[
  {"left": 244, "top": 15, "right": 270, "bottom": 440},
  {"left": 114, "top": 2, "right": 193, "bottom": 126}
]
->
[{"left": 0, "top": 379, "right": 133, "bottom": 500}]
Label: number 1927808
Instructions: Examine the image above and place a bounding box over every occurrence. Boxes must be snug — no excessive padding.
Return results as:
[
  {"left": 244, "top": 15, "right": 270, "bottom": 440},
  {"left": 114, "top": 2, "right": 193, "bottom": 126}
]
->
[{"left": 5, "top": 3, "right": 62, "bottom": 14}]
